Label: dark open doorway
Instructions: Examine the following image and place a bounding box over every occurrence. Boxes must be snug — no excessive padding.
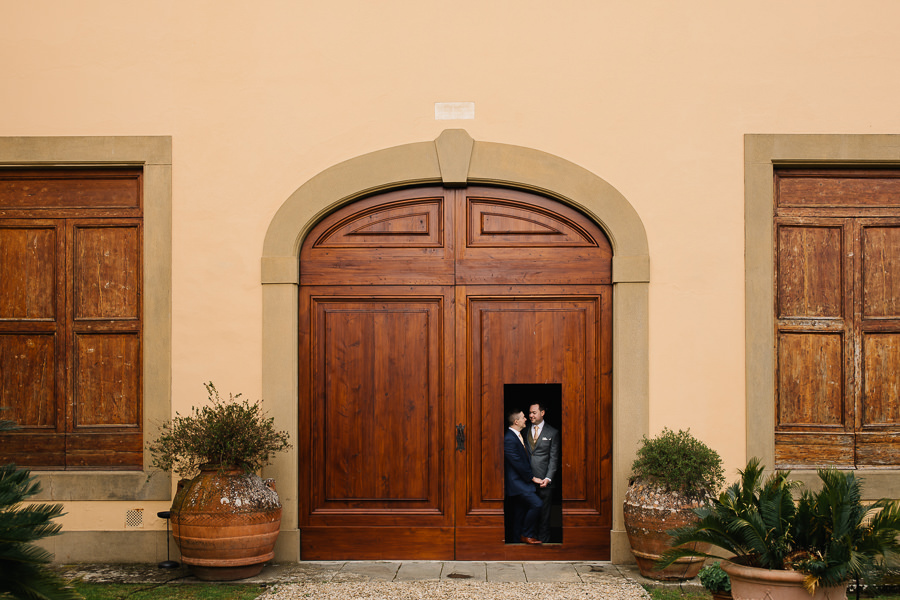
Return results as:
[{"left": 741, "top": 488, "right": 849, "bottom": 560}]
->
[{"left": 503, "top": 383, "right": 563, "bottom": 544}]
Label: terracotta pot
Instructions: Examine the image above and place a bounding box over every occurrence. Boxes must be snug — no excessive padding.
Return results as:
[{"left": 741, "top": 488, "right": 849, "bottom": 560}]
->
[
  {"left": 170, "top": 466, "right": 282, "bottom": 581},
  {"left": 623, "top": 481, "right": 709, "bottom": 580},
  {"left": 722, "top": 560, "right": 848, "bottom": 600}
]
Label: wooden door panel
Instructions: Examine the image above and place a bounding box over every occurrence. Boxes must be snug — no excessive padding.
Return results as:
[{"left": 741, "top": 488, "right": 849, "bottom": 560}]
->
[
  {"left": 777, "top": 225, "right": 843, "bottom": 319},
  {"left": 454, "top": 526, "right": 610, "bottom": 560},
  {"left": 0, "top": 333, "right": 57, "bottom": 428},
  {"left": 456, "top": 188, "right": 612, "bottom": 286},
  {"left": 467, "top": 198, "right": 596, "bottom": 247},
  {"left": 65, "top": 432, "right": 143, "bottom": 469},
  {"left": 312, "top": 199, "right": 443, "bottom": 247},
  {"left": 300, "top": 187, "right": 454, "bottom": 286},
  {"left": 300, "top": 287, "right": 454, "bottom": 559},
  {"left": 862, "top": 226, "right": 900, "bottom": 319},
  {"left": 69, "top": 331, "right": 142, "bottom": 468},
  {"left": 319, "top": 305, "right": 432, "bottom": 503},
  {"left": 861, "top": 333, "right": 900, "bottom": 426},
  {"left": 774, "top": 432, "right": 854, "bottom": 468},
  {"left": 0, "top": 225, "right": 58, "bottom": 320},
  {"left": 0, "top": 168, "right": 142, "bottom": 212},
  {"left": 72, "top": 224, "right": 141, "bottom": 320},
  {"left": 776, "top": 170, "right": 900, "bottom": 208},
  {"left": 0, "top": 220, "right": 66, "bottom": 468},
  {"left": 777, "top": 332, "right": 845, "bottom": 426},
  {"left": 455, "top": 287, "right": 610, "bottom": 559},
  {"left": 775, "top": 331, "right": 850, "bottom": 468},
  {"left": 73, "top": 332, "right": 141, "bottom": 427},
  {"left": 0, "top": 434, "right": 66, "bottom": 470},
  {"left": 856, "top": 432, "right": 900, "bottom": 467},
  {"left": 468, "top": 297, "right": 597, "bottom": 512},
  {"left": 300, "top": 526, "right": 454, "bottom": 560}
]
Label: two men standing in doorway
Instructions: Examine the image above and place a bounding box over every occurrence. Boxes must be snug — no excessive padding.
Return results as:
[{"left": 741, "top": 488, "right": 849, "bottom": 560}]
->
[
  {"left": 504, "top": 402, "right": 561, "bottom": 545},
  {"left": 526, "top": 403, "right": 560, "bottom": 543}
]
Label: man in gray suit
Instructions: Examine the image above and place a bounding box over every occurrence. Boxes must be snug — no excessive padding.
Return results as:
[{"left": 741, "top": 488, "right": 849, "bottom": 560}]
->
[{"left": 526, "top": 402, "right": 560, "bottom": 543}]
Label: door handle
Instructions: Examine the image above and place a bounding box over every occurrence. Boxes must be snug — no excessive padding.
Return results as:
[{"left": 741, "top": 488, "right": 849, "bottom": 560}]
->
[{"left": 456, "top": 423, "right": 466, "bottom": 452}]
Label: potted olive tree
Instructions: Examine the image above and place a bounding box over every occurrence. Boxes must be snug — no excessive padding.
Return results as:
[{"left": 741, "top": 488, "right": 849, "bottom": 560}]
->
[
  {"left": 149, "top": 382, "right": 291, "bottom": 581},
  {"left": 659, "top": 458, "right": 900, "bottom": 600},
  {"left": 624, "top": 428, "right": 725, "bottom": 580}
]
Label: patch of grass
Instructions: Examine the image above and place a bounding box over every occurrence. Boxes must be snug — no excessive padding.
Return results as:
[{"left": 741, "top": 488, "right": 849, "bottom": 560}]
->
[
  {"left": 643, "top": 587, "right": 711, "bottom": 600},
  {"left": 72, "top": 582, "right": 265, "bottom": 600}
]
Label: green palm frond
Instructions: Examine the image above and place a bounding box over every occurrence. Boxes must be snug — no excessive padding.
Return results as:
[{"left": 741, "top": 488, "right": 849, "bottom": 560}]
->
[
  {"left": 0, "top": 562, "right": 81, "bottom": 600},
  {"left": 0, "top": 460, "right": 82, "bottom": 600}
]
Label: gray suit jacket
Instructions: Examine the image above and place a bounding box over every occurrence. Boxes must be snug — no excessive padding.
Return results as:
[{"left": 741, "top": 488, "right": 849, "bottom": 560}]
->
[{"left": 526, "top": 422, "right": 560, "bottom": 484}]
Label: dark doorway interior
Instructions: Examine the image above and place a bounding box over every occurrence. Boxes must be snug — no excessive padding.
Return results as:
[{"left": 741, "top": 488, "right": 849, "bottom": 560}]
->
[{"left": 503, "top": 383, "right": 563, "bottom": 544}]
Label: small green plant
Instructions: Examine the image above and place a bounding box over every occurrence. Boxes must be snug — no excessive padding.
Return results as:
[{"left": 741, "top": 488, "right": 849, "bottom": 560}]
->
[
  {"left": 698, "top": 561, "right": 731, "bottom": 594},
  {"left": 630, "top": 428, "right": 725, "bottom": 499},
  {"left": 0, "top": 413, "right": 80, "bottom": 600},
  {"left": 148, "top": 382, "right": 291, "bottom": 477}
]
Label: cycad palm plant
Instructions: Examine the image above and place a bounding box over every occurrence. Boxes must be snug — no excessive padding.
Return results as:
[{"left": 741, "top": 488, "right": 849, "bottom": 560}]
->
[
  {"left": 659, "top": 458, "right": 900, "bottom": 595},
  {"left": 0, "top": 413, "right": 81, "bottom": 600},
  {"left": 790, "top": 468, "right": 900, "bottom": 594},
  {"left": 660, "top": 458, "right": 798, "bottom": 570}
]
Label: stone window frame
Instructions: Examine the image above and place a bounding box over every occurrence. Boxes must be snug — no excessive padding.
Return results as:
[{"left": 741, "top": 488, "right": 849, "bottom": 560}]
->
[
  {"left": 261, "top": 129, "right": 650, "bottom": 562},
  {"left": 746, "top": 134, "right": 900, "bottom": 496},
  {"left": 0, "top": 137, "right": 172, "bottom": 501}
]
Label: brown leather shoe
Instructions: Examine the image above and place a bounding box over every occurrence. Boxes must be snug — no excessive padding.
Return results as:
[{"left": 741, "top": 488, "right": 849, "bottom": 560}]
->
[{"left": 520, "top": 536, "right": 542, "bottom": 545}]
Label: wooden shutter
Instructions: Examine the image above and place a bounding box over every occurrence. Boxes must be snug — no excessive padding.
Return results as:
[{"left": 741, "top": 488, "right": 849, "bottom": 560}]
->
[
  {"left": 0, "top": 221, "right": 66, "bottom": 466},
  {"left": 774, "top": 219, "right": 852, "bottom": 467},
  {"left": 857, "top": 221, "right": 900, "bottom": 465},
  {"left": 775, "top": 170, "right": 900, "bottom": 468},
  {"left": 0, "top": 169, "right": 142, "bottom": 470}
]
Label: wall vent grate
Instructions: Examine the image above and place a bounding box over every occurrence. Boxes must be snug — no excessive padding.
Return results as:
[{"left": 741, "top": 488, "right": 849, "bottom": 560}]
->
[{"left": 125, "top": 508, "right": 144, "bottom": 529}]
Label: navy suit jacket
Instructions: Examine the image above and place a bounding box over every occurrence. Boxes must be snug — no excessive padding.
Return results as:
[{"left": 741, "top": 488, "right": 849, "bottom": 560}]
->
[{"left": 504, "top": 428, "right": 535, "bottom": 497}]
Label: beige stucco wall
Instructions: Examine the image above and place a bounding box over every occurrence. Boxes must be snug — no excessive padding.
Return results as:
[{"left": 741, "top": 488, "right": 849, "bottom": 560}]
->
[{"left": 4, "top": 0, "right": 900, "bottom": 563}]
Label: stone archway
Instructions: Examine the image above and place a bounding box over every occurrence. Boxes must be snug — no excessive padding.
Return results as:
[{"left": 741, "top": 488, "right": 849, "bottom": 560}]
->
[{"left": 261, "top": 130, "right": 649, "bottom": 563}]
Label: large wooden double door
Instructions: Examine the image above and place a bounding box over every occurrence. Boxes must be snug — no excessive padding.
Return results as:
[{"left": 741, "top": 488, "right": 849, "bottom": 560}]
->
[{"left": 298, "top": 186, "right": 613, "bottom": 559}]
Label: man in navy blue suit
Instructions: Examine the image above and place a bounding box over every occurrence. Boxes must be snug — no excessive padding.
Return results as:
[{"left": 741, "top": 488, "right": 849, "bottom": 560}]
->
[{"left": 504, "top": 409, "right": 544, "bottom": 545}]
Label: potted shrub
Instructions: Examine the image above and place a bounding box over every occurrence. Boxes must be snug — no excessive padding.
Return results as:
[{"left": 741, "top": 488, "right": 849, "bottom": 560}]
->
[
  {"left": 149, "top": 382, "right": 291, "bottom": 581},
  {"left": 699, "top": 561, "right": 732, "bottom": 600},
  {"left": 658, "top": 458, "right": 900, "bottom": 600},
  {"left": 624, "top": 428, "right": 725, "bottom": 580}
]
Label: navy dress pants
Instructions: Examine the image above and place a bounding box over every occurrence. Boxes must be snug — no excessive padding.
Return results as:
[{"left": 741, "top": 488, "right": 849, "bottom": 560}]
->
[{"left": 509, "top": 488, "right": 543, "bottom": 541}]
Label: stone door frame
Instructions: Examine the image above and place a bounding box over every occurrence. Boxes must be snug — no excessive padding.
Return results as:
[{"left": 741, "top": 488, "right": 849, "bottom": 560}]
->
[{"left": 261, "top": 130, "right": 650, "bottom": 562}]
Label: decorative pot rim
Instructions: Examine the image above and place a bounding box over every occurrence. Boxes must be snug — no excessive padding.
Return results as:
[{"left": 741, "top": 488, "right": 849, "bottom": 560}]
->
[
  {"left": 722, "top": 560, "right": 808, "bottom": 584},
  {"left": 722, "top": 559, "right": 848, "bottom": 588}
]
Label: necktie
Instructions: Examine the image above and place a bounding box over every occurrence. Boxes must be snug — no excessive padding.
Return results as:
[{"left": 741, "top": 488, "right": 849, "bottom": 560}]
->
[{"left": 531, "top": 426, "right": 538, "bottom": 450}]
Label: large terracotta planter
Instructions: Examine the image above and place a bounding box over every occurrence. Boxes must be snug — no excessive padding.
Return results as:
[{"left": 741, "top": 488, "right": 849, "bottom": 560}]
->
[
  {"left": 623, "top": 481, "right": 709, "bottom": 580},
  {"left": 722, "top": 560, "right": 848, "bottom": 600},
  {"left": 170, "top": 466, "right": 282, "bottom": 581}
]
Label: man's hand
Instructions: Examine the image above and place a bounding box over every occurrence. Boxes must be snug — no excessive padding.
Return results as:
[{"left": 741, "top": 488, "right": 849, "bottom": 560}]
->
[
  {"left": 532, "top": 477, "right": 543, "bottom": 485},
  {"left": 540, "top": 478, "right": 550, "bottom": 488}
]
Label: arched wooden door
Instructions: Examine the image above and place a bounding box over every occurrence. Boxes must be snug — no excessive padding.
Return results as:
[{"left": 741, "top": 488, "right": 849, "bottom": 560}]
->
[{"left": 298, "top": 186, "right": 613, "bottom": 560}]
